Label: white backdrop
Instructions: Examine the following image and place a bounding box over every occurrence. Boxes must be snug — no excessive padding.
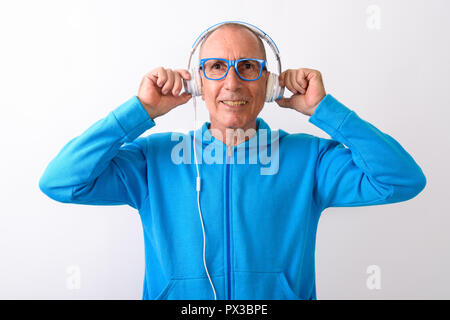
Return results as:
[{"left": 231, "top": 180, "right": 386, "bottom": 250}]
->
[{"left": 0, "top": 0, "right": 448, "bottom": 299}]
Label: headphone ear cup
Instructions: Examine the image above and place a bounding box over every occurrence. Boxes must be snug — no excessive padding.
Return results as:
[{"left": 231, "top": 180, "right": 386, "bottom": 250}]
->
[
  {"left": 265, "top": 72, "right": 284, "bottom": 102},
  {"left": 183, "top": 68, "right": 202, "bottom": 97}
]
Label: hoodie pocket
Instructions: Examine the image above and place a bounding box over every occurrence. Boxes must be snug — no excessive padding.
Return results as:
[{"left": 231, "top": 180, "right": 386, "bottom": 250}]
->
[
  {"left": 154, "top": 275, "right": 224, "bottom": 300},
  {"left": 233, "top": 271, "right": 301, "bottom": 300}
]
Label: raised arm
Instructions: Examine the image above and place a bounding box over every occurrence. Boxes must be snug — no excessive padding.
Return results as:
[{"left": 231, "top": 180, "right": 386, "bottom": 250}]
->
[
  {"left": 39, "top": 97, "right": 154, "bottom": 209},
  {"left": 276, "top": 68, "right": 426, "bottom": 210},
  {"left": 39, "top": 67, "right": 192, "bottom": 210},
  {"left": 310, "top": 94, "right": 426, "bottom": 209}
]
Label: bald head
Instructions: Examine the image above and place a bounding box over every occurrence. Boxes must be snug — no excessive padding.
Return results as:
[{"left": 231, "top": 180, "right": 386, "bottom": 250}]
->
[{"left": 198, "top": 23, "right": 267, "bottom": 61}]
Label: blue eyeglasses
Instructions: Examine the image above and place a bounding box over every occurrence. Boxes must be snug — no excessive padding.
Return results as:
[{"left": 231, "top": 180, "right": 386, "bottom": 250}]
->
[{"left": 199, "top": 58, "right": 267, "bottom": 81}]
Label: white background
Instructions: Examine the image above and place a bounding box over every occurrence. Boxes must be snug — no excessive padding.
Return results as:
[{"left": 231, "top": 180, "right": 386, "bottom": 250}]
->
[{"left": 0, "top": 0, "right": 448, "bottom": 299}]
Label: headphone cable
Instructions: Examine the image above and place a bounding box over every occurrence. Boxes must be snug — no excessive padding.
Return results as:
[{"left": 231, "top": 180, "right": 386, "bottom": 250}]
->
[{"left": 192, "top": 96, "right": 217, "bottom": 300}]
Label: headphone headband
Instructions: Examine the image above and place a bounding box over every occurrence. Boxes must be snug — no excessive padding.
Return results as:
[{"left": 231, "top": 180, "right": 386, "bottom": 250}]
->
[{"left": 188, "top": 21, "right": 282, "bottom": 74}]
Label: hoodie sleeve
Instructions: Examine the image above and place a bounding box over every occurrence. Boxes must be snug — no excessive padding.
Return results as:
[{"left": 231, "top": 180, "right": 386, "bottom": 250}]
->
[
  {"left": 308, "top": 94, "right": 426, "bottom": 210},
  {"left": 39, "top": 96, "right": 155, "bottom": 210}
]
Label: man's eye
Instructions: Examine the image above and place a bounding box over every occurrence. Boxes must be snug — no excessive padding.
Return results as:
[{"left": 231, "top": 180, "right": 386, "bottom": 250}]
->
[{"left": 212, "top": 63, "right": 222, "bottom": 69}]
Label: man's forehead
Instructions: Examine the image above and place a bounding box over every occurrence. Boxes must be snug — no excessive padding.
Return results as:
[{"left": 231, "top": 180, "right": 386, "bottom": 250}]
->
[{"left": 199, "top": 25, "right": 266, "bottom": 59}]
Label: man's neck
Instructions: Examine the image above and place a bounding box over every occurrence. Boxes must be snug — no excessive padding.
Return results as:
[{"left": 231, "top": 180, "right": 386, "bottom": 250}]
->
[{"left": 209, "top": 119, "right": 258, "bottom": 147}]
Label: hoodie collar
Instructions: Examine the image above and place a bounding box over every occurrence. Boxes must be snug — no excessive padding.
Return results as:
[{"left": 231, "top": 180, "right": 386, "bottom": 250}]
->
[
  {"left": 189, "top": 117, "right": 278, "bottom": 168},
  {"left": 191, "top": 117, "right": 272, "bottom": 148}
]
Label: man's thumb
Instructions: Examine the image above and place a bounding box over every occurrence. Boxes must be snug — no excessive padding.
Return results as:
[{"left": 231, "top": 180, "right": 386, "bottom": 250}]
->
[
  {"left": 276, "top": 97, "right": 291, "bottom": 108},
  {"left": 175, "top": 92, "right": 192, "bottom": 105}
]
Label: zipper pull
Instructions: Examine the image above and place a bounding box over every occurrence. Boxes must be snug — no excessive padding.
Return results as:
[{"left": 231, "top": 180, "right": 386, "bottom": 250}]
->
[{"left": 227, "top": 144, "right": 234, "bottom": 160}]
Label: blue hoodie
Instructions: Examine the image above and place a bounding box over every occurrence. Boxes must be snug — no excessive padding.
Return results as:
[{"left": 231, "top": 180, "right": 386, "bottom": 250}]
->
[{"left": 39, "top": 94, "right": 426, "bottom": 300}]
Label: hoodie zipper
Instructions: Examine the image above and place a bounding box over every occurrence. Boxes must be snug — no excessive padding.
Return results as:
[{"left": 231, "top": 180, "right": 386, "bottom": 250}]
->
[{"left": 225, "top": 153, "right": 232, "bottom": 300}]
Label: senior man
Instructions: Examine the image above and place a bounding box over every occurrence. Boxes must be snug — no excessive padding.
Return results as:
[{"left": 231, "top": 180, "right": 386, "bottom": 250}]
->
[{"left": 39, "top": 23, "right": 426, "bottom": 300}]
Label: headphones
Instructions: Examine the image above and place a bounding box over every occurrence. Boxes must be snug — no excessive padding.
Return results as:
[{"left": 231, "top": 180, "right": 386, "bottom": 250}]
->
[{"left": 183, "top": 21, "right": 284, "bottom": 102}]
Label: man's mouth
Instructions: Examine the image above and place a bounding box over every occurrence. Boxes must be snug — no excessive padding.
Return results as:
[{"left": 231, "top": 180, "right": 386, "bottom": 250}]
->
[{"left": 221, "top": 100, "right": 248, "bottom": 107}]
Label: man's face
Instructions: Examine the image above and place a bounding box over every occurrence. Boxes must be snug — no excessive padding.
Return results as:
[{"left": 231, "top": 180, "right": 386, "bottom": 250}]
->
[{"left": 199, "top": 26, "right": 268, "bottom": 130}]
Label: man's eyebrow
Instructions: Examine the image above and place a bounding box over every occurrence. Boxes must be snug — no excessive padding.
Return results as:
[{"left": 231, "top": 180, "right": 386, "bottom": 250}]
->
[
  {"left": 200, "top": 56, "right": 265, "bottom": 60},
  {"left": 238, "top": 56, "right": 266, "bottom": 60},
  {"left": 226, "top": 57, "right": 265, "bottom": 60}
]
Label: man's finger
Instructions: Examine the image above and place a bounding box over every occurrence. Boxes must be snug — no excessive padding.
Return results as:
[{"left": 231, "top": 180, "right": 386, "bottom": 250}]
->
[
  {"left": 176, "top": 69, "right": 191, "bottom": 81},
  {"left": 155, "top": 67, "right": 168, "bottom": 87},
  {"left": 162, "top": 69, "right": 175, "bottom": 94},
  {"left": 296, "top": 69, "right": 309, "bottom": 89},
  {"left": 291, "top": 71, "right": 305, "bottom": 94},
  {"left": 172, "top": 72, "right": 182, "bottom": 96},
  {"left": 286, "top": 71, "right": 299, "bottom": 94}
]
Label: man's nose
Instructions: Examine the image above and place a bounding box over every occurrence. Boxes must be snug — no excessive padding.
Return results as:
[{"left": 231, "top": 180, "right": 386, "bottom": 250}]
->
[{"left": 223, "top": 66, "right": 242, "bottom": 90}]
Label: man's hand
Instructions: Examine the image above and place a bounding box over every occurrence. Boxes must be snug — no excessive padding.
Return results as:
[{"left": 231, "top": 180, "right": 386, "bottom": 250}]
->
[
  {"left": 276, "top": 68, "right": 326, "bottom": 116},
  {"left": 137, "top": 67, "right": 192, "bottom": 120}
]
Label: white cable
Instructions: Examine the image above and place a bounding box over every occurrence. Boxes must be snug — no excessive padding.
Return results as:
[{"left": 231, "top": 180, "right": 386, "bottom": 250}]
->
[{"left": 192, "top": 96, "right": 217, "bottom": 300}]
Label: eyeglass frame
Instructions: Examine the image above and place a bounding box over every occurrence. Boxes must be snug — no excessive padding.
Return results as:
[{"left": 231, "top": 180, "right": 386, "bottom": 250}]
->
[{"left": 199, "top": 58, "right": 267, "bottom": 81}]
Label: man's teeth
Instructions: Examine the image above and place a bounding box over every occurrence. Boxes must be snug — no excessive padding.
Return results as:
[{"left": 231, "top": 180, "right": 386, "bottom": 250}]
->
[{"left": 222, "top": 100, "right": 248, "bottom": 106}]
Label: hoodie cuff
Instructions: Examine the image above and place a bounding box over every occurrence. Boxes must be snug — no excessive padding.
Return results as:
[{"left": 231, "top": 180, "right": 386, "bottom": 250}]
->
[
  {"left": 112, "top": 96, "right": 155, "bottom": 142},
  {"left": 308, "top": 94, "right": 353, "bottom": 136}
]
